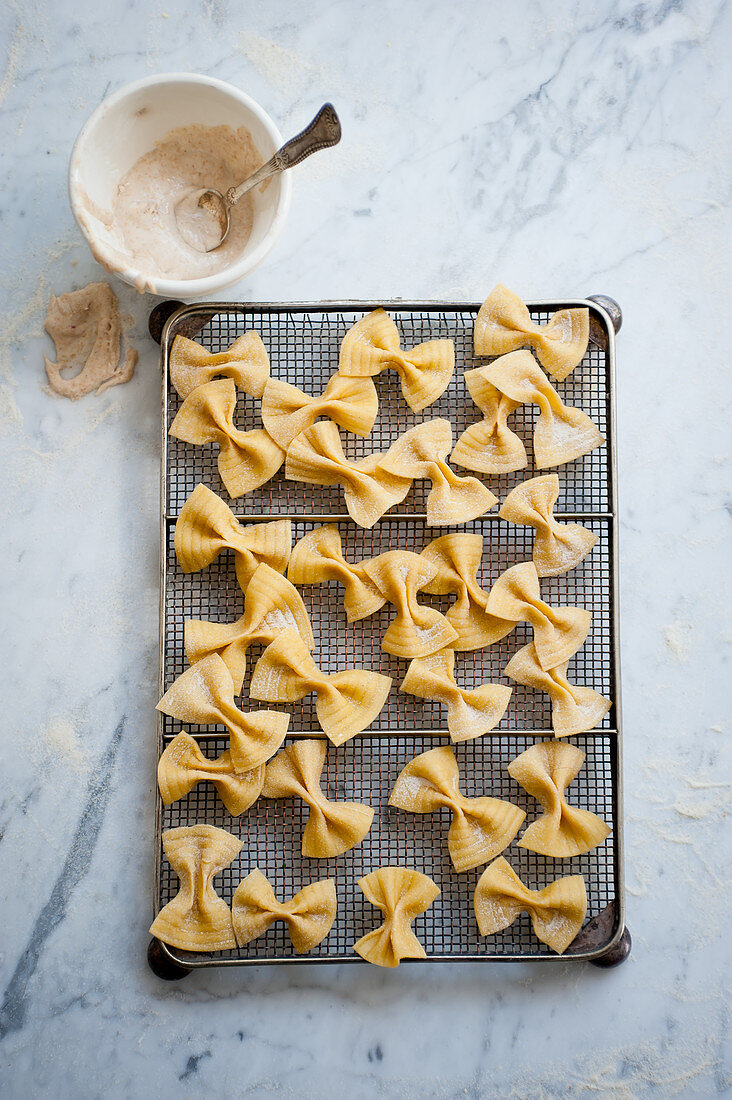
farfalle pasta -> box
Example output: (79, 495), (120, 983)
(174, 484), (291, 590)
(249, 631), (392, 745)
(157, 654), (290, 768)
(286, 524), (385, 622)
(505, 642), (611, 737)
(285, 420), (411, 528)
(262, 373), (378, 449)
(484, 351), (604, 468)
(157, 731), (265, 816)
(362, 550), (458, 657)
(377, 418), (498, 525)
(262, 740), (374, 857)
(474, 284), (590, 382)
(170, 331), (270, 399)
(150, 824), (241, 952)
(169, 378), (285, 497)
(450, 367), (527, 475)
(399, 650), (512, 741)
(486, 562), (591, 670)
(185, 563), (314, 692)
(338, 308), (454, 412)
(354, 867), (439, 967)
(508, 742), (611, 858)
(232, 869), (337, 953)
(499, 474), (597, 576)
(474, 857), (587, 955)
(420, 533), (515, 650)
(389, 747), (524, 871)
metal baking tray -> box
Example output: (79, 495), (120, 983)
(148, 297), (627, 977)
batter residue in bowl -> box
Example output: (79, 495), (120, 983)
(44, 282), (138, 400)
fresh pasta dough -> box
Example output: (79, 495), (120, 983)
(508, 741), (611, 858)
(157, 730), (265, 815)
(499, 474), (597, 576)
(232, 869), (337, 953)
(262, 740), (374, 857)
(286, 524), (385, 622)
(486, 562), (591, 670)
(389, 747), (524, 871)
(261, 373), (378, 449)
(338, 309), (454, 412)
(249, 631), (392, 746)
(150, 824), (241, 952)
(174, 484), (292, 591)
(285, 420), (411, 528)
(450, 367), (527, 475)
(484, 351), (604, 469)
(399, 650), (512, 741)
(157, 653), (290, 768)
(474, 285), (589, 382)
(170, 331), (270, 399)
(377, 418), (498, 525)
(420, 533), (515, 650)
(354, 867), (440, 967)
(505, 642), (611, 737)
(169, 378), (285, 498)
(185, 562), (314, 692)
(474, 857), (587, 954)
(362, 550), (458, 657)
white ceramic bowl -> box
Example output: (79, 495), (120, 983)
(69, 73), (292, 298)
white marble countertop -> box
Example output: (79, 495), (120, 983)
(1, 0), (730, 1096)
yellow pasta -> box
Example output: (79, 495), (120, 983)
(286, 524), (385, 622)
(354, 867), (440, 967)
(262, 373), (378, 449)
(170, 331), (270, 399)
(157, 731), (265, 816)
(232, 869), (337, 953)
(474, 284), (589, 382)
(474, 857), (587, 955)
(389, 746), (524, 871)
(399, 650), (512, 741)
(508, 741), (611, 857)
(362, 550), (458, 657)
(262, 740), (374, 857)
(420, 533), (515, 650)
(150, 824), (242, 952)
(499, 474), (597, 576)
(338, 308), (454, 412)
(450, 367), (527, 475)
(505, 642), (611, 737)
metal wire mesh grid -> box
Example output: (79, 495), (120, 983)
(165, 306), (611, 518)
(159, 733), (616, 964)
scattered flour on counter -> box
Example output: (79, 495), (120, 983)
(0, 7), (26, 108)
(37, 715), (87, 774)
(664, 619), (692, 662)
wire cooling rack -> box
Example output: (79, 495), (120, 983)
(152, 299), (625, 972)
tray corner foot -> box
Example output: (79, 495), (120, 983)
(147, 937), (192, 981)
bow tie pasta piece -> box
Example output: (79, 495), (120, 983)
(338, 309), (455, 412)
(157, 654), (290, 768)
(262, 740), (374, 857)
(285, 421), (412, 528)
(474, 285), (590, 382)
(362, 550), (458, 658)
(157, 731), (265, 816)
(420, 533), (515, 650)
(185, 563), (314, 692)
(474, 857), (587, 954)
(170, 331), (270, 399)
(505, 642), (611, 737)
(169, 378), (285, 498)
(287, 524), (385, 623)
(354, 867), (440, 967)
(377, 419), (498, 525)
(262, 373), (379, 450)
(484, 351), (604, 469)
(400, 650), (511, 742)
(499, 474), (597, 577)
(451, 368), (527, 475)
(249, 631), (392, 746)
(232, 869), (337, 954)
(150, 825), (242, 952)
(508, 742), (611, 858)
(389, 747), (524, 872)
(486, 562), (591, 670)
(174, 484), (292, 590)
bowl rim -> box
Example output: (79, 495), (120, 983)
(68, 72), (293, 298)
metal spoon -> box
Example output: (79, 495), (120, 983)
(175, 103), (342, 253)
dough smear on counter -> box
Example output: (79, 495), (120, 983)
(44, 282), (137, 399)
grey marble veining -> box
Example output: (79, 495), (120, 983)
(0, 0), (730, 1096)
